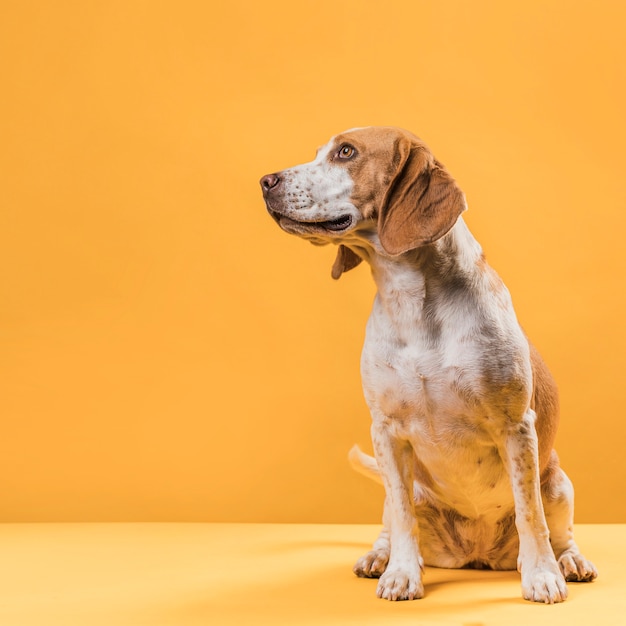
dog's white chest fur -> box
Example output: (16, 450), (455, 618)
(360, 227), (517, 519)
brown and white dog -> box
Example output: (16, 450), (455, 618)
(260, 126), (596, 603)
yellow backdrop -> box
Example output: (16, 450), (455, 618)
(1, 0), (624, 523)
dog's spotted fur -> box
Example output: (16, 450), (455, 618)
(261, 126), (596, 603)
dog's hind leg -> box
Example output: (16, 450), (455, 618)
(541, 452), (598, 582)
(353, 496), (390, 578)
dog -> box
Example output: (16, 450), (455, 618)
(260, 126), (597, 603)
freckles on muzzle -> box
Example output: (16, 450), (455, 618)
(260, 169), (310, 211)
(260, 171), (356, 234)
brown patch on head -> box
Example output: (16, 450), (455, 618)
(331, 127), (467, 256)
(328, 128), (407, 279)
(328, 127), (414, 220)
(328, 126), (467, 276)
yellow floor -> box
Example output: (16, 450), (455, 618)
(0, 523), (622, 626)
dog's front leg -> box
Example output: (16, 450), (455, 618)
(502, 409), (568, 603)
(371, 418), (424, 601)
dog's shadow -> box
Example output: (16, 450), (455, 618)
(163, 539), (528, 625)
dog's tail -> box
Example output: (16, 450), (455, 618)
(348, 444), (383, 485)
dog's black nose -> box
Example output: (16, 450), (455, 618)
(260, 173), (281, 193)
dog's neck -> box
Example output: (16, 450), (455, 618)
(348, 218), (486, 331)
(367, 217), (482, 294)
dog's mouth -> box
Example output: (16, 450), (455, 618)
(270, 210), (354, 233)
(317, 214), (354, 231)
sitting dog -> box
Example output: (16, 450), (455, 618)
(260, 126), (597, 603)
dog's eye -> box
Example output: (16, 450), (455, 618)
(338, 145), (356, 160)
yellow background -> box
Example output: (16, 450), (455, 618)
(1, 0), (624, 523)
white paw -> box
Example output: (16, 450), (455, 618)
(522, 567), (568, 604)
(558, 552), (598, 582)
(376, 567), (424, 601)
(353, 548), (389, 578)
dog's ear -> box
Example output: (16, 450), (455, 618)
(331, 245), (362, 280)
(378, 139), (466, 256)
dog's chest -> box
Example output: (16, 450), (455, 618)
(362, 326), (514, 515)
(362, 338), (494, 467)
(361, 290), (486, 437)
(360, 284), (515, 511)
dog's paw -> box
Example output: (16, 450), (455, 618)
(353, 548), (390, 578)
(376, 567), (424, 601)
(521, 566), (568, 604)
(558, 551), (598, 582)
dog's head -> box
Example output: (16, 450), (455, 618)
(260, 127), (466, 278)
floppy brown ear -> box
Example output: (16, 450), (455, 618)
(331, 245), (362, 280)
(378, 142), (466, 255)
